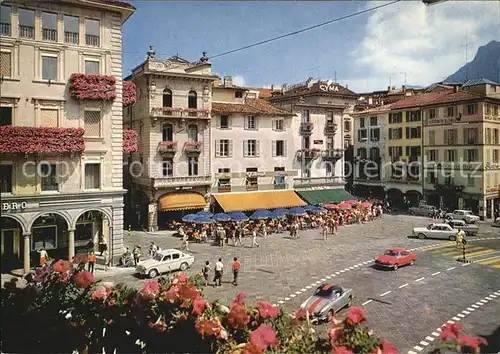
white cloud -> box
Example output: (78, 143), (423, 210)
(232, 75), (246, 86)
(346, 1), (499, 92)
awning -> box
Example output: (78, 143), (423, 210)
(159, 192), (206, 211)
(213, 190), (307, 212)
(296, 188), (356, 205)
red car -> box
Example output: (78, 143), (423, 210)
(375, 248), (417, 270)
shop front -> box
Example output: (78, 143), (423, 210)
(212, 190), (307, 213)
(157, 192), (207, 230)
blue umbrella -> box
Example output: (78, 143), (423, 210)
(271, 208), (288, 218)
(182, 214), (198, 222)
(213, 213), (231, 222)
(250, 209), (272, 220)
(228, 211), (249, 222)
(197, 211), (213, 218)
(288, 207), (306, 216)
(304, 205), (317, 211)
(311, 206), (327, 213)
(192, 215), (213, 224)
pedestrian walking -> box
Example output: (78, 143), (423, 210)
(252, 228), (260, 248)
(88, 251), (96, 273)
(202, 261), (212, 286)
(181, 232), (189, 251)
(322, 221), (328, 241)
(236, 227), (244, 247)
(102, 248), (109, 271)
(232, 257), (240, 286)
(214, 258), (224, 287)
(133, 245), (141, 265)
(149, 242), (158, 258)
(38, 247), (49, 267)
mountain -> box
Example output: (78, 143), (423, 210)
(444, 40), (500, 83)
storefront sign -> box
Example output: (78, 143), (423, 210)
(2, 202), (27, 211)
(247, 172), (266, 178)
(319, 84), (340, 92)
(313, 140), (323, 144)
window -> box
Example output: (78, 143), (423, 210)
(406, 146), (421, 157)
(219, 115), (229, 129)
(162, 89), (172, 108)
(446, 106), (455, 117)
(388, 146), (403, 158)
(428, 171), (436, 184)
(85, 60), (100, 75)
(40, 164), (58, 191)
(388, 127), (403, 140)
(406, 111), (421, 122)
(359, 117), (365, 128)
(273, 140), (286, 157)
(494, 105), (499, 116)
(463, 127), (478, 144)
(428, 150), (438, 161)
(244, 140), (259, 157)
(162, 158), (173, 177)
(42, 55), (57, 81)
(245, 116), (256, 130)
(0, 165), (12, 193)
(463, 149), (478, 162)
(494, 150), (500, 163)
(370, 128), (380, 141)
(429, 130), (435, 145)
(467, 175), (475, 187)
(64, 15), (79, 44)
(0, 107), (12, 125)
(493, 129), (499, 145)
(443, 129), (457, 145)
(357, 147), (367, 158)
(485, 128), (492, 144)
(0, 51), (11, 77)
(370, 116), (377, 126)
(235, 90), (243, 98)
(84, 110), (101, 137)
(369, 147), (380, 160)
(40, 108), (59, 127)
(405, 126), (421, 139)
(188, 90), (197, 109)
(326, 161), (333, 176)
(0, 5), (11, 36)
(187, 124), (198, 142)
(85, 19), (100, 46)
(326, 112), (334, 123)
(162, 123), (173, 141)
(188, 157), (198, 176)
(466, 103), (477, 115)
(302, 109), (310, 123)
(84, 164), (100, 189)
(357, 129), (367, 141)
(246, 167), (258, 189)
(18, 8), (34, 39)
(215, 139), (232, 157)
(344, 120), (351, 132)
(445, 149), (456, 162)
(273, 119), (284, 131)
(274, 167), (286, 186)
(42, 12), (57, 41)
(388, 112), (403, 124)
(429, 109), (436, 119)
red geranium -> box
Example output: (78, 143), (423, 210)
(192, 298), (209, 316)
(227, 303), (249, 329)
(195, 318), (221, 339)
(346, 306), (365, 325)
(329, 327), (343, 344)
(232, 292), (246, 306)
(123, 129), (138, 153)
(248, 324), (280, 352)
(178, 282), (200, 302)
(140, 279), (160, 299)
(440, 322), (463, 341)
(91, 285), (112, 300)
(333, 346), (354, 354)
(122, 80), (137, 106)
(458, 334), (487, 350)
(52, 260), (70, 273)
(256, 301), (278, 319)
(73, 271), (93, 289)
(69, 73), (116, 101)
(379, 339), (398, 354)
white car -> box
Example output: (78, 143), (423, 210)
(136, 249), (195, 278)
(412, 223), (459, 240)
(445, 210), (480, 224)
(493, 217), (500, 228)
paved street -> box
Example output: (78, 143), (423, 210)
(94, 215), (500, 353)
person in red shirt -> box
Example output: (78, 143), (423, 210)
(232, 257), (241, 286)
(88, 252), (96, 273)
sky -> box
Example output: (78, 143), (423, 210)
(122, 1), (500, 93)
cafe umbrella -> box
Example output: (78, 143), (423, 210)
(196, 211), (213, 218)
(213, 213), (231, 222)
(250, 209), (272, 220)
(288, 207), (306, 216)
(192, 215), (213, 224)
(182, 214), (198, 222)
(228, 211), (249, 222)
(271, 208), (288, 218)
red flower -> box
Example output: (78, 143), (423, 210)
(123, 129), (138, 153)
(73, 270), (93, 288)
(440, 322), (463, 341)
(178, 282), (200, 302)
(72, 253), (88, 265)
(329, 327), (343, 344)
(195, 318), (221, 338)
(91, 285), (112, 300)
(256, 301), (278, 319)
(53, 260), (71, 273)
(232, 292), (246, 306)
(243, 342), (265, 354)
(175, 272), (188, 283)
(380, 339), (398, 354)
(140, 279), (160, 299)
(346, 307), (365, 325)
(123, 80), (137, 106)
(458, 334), (487, 350)
(161, 286), (179, 303)
(192, 298), (209, 316)
(248, 324), (280, 352)
(333, 346), (354, 354)
(295, 307), (307, 320)
(227, 303), (249, 329)
(69, 73), (116, 101)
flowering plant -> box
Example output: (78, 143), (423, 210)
(0, 126), (85, 154)
(69, 73), (116, 101)
(184, 141), (202, 149)
(300, 122), (314, 127)
(123, 80), (137, 106)
(429, 323), (487, 354)
(123, 128), (138, 153)
(184, 108), (209, 113)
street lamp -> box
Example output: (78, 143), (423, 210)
(422, 0), (449, 5)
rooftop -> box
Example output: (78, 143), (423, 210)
(86, 0), (135, 10)
(212, 98), (293, 116)
(269, 79), (358, 100)
(389, 89), (482, 109)
(463, 77), (500, 87)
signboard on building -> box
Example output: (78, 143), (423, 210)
(2, 202), (27, 211)
(247, 172), (266, 178)
(319, 84), (340, 92)
(313, 140), (323, 145)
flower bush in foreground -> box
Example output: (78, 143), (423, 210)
(0, 263), (487, 354)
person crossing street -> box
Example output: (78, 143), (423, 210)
(252, 227), (260, 248)
(202, 261), (212, 286)
(232, 257), (240, 286)
(213, 258), (224, 287)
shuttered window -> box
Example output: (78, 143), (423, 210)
(40, 108), (58, 127)
(0, 51), (11, 77)
(84, 110), (101, 137)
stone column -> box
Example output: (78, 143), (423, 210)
(68, 229), (75, 261)
(148, 202), (157, 232)
(23, 232), (31, 275)
(479, 197), (486, 221)
(490, 198), (495, 220)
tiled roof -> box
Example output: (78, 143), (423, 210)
(389, 89), (481, 109)
(212, 99), (292, 116)
(353, 104), (394, 115)
(463, 78), (499, 87)
(270, 81), (358, 100)
(88, 0), (135, 10)
(259, 88), (273, 98)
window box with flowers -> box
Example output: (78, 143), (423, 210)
(123, 129), (138, 153)
(324, 122), (338, 135)
(0, 126), (85, 154)
(296, 148), (320, 161)
(299, 122), (314, 135)
(158, 141), (177, 156)
(69, 73), (116, 101)
(183, 108), (210, 118)
(184, 141), (202, 154)
(122, 80), (137, 107)
(151, 107), (183, 117)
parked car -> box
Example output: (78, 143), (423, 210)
(136, 249), (195, 278)
(412, 223), (459, 240)
(445, 210), (480, 224)
(446, 219), (479, 236)
(409, 204), (437, 217)
(299, 284), (353, 322)
(374, 248), (417, 270)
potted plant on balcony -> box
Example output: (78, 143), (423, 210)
(122, 81), (137, 107)
(69, 73), (116, 101)
(183, 108), (209, 118)
(184, 141), (202, 153)
(158, 141), (177, 154)
(123, 129), (138, 153)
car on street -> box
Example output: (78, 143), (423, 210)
(412, 223), (459, 240)
(445, 210), (480, 224)
(446, 219), (479, 236)
(375, 248), (417, 270)
(409, 204), (437, 217)
(299, 284), (353, 322)
(135, 249), (195, 278)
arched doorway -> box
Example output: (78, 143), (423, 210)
(386, 188), (406, 210)
(1, 217), (24, 272)
(30, 213), (69, 265)
(406, 190), (422, 207)
(74, 210), (111, 255)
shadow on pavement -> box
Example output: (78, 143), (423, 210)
(479, 325), (500, 353)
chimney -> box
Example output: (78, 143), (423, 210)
(224, 76), (233, 88)
(402, 85), (406, 92)
(214, 77), (221, 86)
(454, 85), (459, 93)
(271, 84), (274, 91)
(346, 84), (348, 89)
(388, 86), (391, 91)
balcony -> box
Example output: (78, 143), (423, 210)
(324, 122), (338, 136)
(183, 141), (202, 155)
(86, 34), (100, 47)
(152, 175), (212, 188)
(299, 122), (314, 135)
(293, 177), (345, 188)
(296, 148), (320, 161)
(387, 177), (421, 185)
(1, 23), (11, 36)
(42, 28), (57, 41)
(64, 31), (79, 44)
(158, 141), (177, 156)
(322, 148), (344, 161)
(150, 107), (210, 119)
(19, 25), (34, 39)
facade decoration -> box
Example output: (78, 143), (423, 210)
(122, 80), (137, 106)
(69, 73), (117, 101)
(123, 129), (138, 153)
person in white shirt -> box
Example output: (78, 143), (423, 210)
(213, 258), (224, 286)
(252, 228), (260, 248)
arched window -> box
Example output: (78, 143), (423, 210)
(187, 124), (198, 142)
(162, 123), (173, 141)
(188, 90), (197, 109)
(163, 89), (172, 108)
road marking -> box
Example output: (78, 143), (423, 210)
(353, 265), (359, 267)
(380, 291), (391, 297)
(426, 336), (435, 342)
(278, 300), (285, 304)
(284, 297), (290, 301)
(466, 307), (475, 311)
(457, 313), (466, 318)
(290, 294), (296, 298)
(272, 304), (277, 307)
(486, 296), (494, 300)
(399, 283), (409, 289)
(431, 332), (440, 336)
(340, 270), (345, 273)
(462, 263), (471, 266)
(447, 320), (455, 324)
(446, 267), (456, 271)
(468, 251), (500, 259)
(419, 341), (429, 346)
(462, 310), (470, 315)
(326, 276), (332, 279)
(415, 277), (425, 282)
(477, 256), (500, 265)
(431, 271), (441, 276)
(490, 294), (497, 298)
(472, 304), (480, 308)
(408, 351), (418, 354)
(300, 288), (307, 292)
(336, 272), (341, 275)
(362, 299), (373, 306)
(436, 328), (442, 332)
(413, 345), (423, 351)
(330, 274), (336, 277)
(321, 278), (326, 281)
(305, 285), (312, 289)
(480, 299), (488, 303)
(464, 249), (498, 258)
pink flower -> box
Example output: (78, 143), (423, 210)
(440, 322), (463, 341)
(53, 260), (70, 273)
(192, 298), (209, 316)
(91, 285), (112, 300)
(232, 292), (246, 306)
(256, 301), (279, 319)
(73, 270), (93, 288)
(227, 303), (249, 329)
(195, 318), (221, 339)
(161, 286), (179, 303)
(346, 306), (365, 325)
(178, 282), (200, 302)
(458, 334), (487, 350)
(333, 346), (354, 354)
(329, 327), (343, 344)
(248, 324), (280, 352)
(380, 339), (398, 354)
(140, 279), (160, 299)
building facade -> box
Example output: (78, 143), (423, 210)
(124, 50), (217, 231)
(0, 0), (134, 273)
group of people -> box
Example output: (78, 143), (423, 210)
(202, 257), (241, 287)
